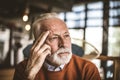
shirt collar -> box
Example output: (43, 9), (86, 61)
(44, 62), (65, 71)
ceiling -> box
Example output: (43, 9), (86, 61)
(0, 0), (75, 18)
(0, 0), (75, 28)
(0, 0), (100, 28)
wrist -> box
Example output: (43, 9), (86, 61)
(24, 69), (36, 80)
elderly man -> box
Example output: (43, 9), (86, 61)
(13, 13), (101, 80)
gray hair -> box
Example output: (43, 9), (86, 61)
(32, 13), (60, 39)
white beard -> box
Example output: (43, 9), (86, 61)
(46, 48), (72, 66)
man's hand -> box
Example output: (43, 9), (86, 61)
(25, 31), (51, 80)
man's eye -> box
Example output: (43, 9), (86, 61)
(65, 34), (70, 38)
(49, 37), (58, 41)
(52, 37), (58, 39)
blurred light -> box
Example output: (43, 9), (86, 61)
(25, 24), (31, 31)
(23, 14), (28, 22)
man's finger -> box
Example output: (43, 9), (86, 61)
(39, 44), (51, 53)
(32, 31), (49, 50)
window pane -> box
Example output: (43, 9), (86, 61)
(110, 1), (120, 8)
(66, 20), (85, 28)
(58, 13), (65, 20)
(109, 9), (120, 17)
(72, 5), (85, 12)
(66, 20), (76, 28)
(85, 27), (102, 53)
(79, 20), (85, 27)
(66, 12), (78, 20)
(87, 10), (103, 18)
(108, 27), (120, 56)
(73, 20), (85, 27)
(76, 12), (85, 20)
(69, 29), (84, 40)
(0, 29), (10, 63)
(109, 18), (120, 26)
(69, 29), (84, 47)
(87, 19), (103, 27)
(87, 1), (103, 9)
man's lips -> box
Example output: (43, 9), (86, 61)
(58, 52), (69, 57)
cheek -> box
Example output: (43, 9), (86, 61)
(46, 42), (59, 53)
(51, 45), (59, 54)
(65, 40), (71, 48)
(66, 41), (72, 52)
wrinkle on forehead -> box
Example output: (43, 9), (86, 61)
(35, 18), (68, 38)
(41, 18), (66, 26)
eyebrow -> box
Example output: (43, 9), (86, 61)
(52, 32), (69, 36)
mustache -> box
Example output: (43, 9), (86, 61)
(55, 48), (71, 55)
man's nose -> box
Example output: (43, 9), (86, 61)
(58, 37), (65, 47)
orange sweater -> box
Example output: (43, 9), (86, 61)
(13, 55), (101, 80)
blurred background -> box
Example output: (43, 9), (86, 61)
(0, 0), (120, 80)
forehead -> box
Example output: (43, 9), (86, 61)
(40, 18), (69, 34)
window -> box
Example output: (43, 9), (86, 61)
(58, 1), (120, 79)
(108, 1), (120, 56)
